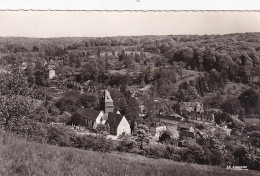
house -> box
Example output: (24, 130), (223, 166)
(180, 102), (203, 113)
(181, 110), (215, 123)
(229, 114), (245, 129)
(177, 123), (196, 143)
(228, 135), (250, 146)
(178, 131), (196, 147)
(149, 122), (167, 138)
(196, 131), (205, 138)
(49, 69), (55, 79)
(179, 131), (195, 140)
(178, 123), (195, 132)
(21, 62), (28, 70)
(248, 74), (260, 83)
(156, 113), (184, 126)
(69, 108), (105, 130)
(159, 113), (185, 122)
(105, 112), (131, 136)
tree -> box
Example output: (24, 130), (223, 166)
(24, 63), (35, 86)
(159, 130), (172, 144)
(132, 123), (150, 149)
(182, 143), (208, 164)
(76, 93), (99, 110)
(0, 66), (39, 98)
(248, 131), (260, 148)
(125, 91), (140, 124)
(110, 89), (128, 114)
(0, 95), (36, 130)
(221, 97), (241, 115)
(233, 146), (248, 166)
(238, 89), (260, 115)
(96, 124), (109, 135)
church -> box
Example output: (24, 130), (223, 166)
(70, 89), (131, 136)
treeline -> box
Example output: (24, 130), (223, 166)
(1, 33), (260, 82)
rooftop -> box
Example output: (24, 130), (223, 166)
(106, 112), (124, 128)
(76, 108), (102, 120)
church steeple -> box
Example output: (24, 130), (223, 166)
(100, 89), (114, 114)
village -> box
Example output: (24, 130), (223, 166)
(38, 53), (255, 148)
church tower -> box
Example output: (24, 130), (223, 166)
(100, 89), (114, 114)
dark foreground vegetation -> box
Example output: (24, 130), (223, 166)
(0, 131), (258, 176)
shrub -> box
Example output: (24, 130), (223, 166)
(46, 125), (74, 147)
(117, 136), (136, 152)
(144, 144), (167, 159)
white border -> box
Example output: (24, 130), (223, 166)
(0, 0), (259, 10)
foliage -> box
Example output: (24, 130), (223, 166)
(95, 124), (110, 135)
(76, 93), (99, 110)
(221, 97), (241, 115)
(159, 130), (172, 144)
(132, 123), (150, 149)
(239, 89), (260, 115)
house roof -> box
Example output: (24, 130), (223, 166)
(76, 108), (101, 120)
(150, 127), (156, 135)
(196, 131), (204, 136)
(179, 131), (195, 138)
(204, 113), (214, 120)
(178, 124), (190, 129)
(181, 102), (201, 107)
(105, 112), (124, 128)
(189, 111), (199, 117)
(229, 135), (249, 142)
(48, 64), (55, 70)
(157, 113), (184, 121)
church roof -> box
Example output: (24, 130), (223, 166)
(76, 108), (101, 120)
(101, 89), (113, 103)
(105, 112), (124, 128)
(181, 102), (201, 107)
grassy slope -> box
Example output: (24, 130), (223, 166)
(0, 134), (259, 176)
(223, 82), (251, 97)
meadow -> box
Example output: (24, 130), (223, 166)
(0, 132), (259, 176)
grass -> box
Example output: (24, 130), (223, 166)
(0, 133), (259, 176)
(244, 118), (260, 125)
(223, 82), (250, 96)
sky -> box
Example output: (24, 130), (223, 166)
(0, 11), (259, 38)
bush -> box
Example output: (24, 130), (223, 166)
(144, 144), (167, 159)
(46, 125), (74, 147)
(81, 135), (115, 152)
(117, 136), (136, 152)
(181, 144), (208, 164)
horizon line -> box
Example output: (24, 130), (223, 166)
(1, 32), (259, 39)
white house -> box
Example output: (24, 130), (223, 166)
(49, 69), (56, 79)
(106, 112), (131, 136)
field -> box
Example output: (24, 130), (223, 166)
(0, 133), (259, 176)
(223, 82), (251, 96)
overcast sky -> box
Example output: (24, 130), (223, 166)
(0, 11), (259, 38)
